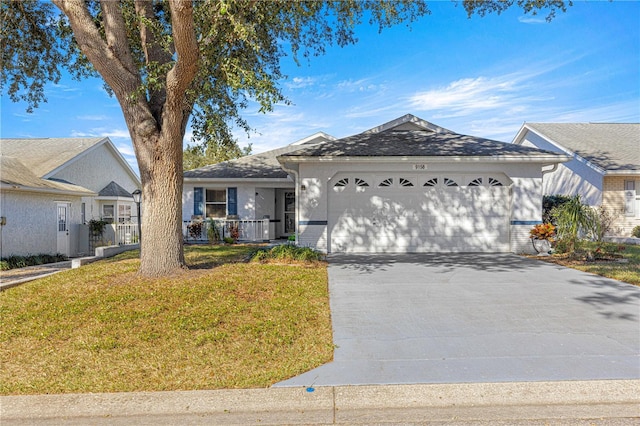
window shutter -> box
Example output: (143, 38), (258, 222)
(624, 180), (636, 216)
(194, 187), (203, 216)
(228, 187), (238, 216)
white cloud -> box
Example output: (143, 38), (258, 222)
(408, 76), (520, 113)
(337, 78), (386, 93)
(285, 76), (317, 90)
(70, 127), (130, 139)
(76, 114), (109, 121)
(518, 15), (547, 24)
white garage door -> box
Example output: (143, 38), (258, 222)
(328, 173), (511, 253)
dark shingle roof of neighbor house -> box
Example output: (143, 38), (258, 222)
(183, 132), (335, 179)
(524, 123), (640, 171)
(0, 137), (107, 177)
(98, 181), (133, 197)
(281, 129), (564, 159)
(184, 144), (303, 179)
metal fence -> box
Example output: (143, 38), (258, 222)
(183, 219), (270, 243)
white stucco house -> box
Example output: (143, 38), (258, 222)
(183, 114), (569, 254)
(0, 137), (141, 258)
(512, 123), (640, 237)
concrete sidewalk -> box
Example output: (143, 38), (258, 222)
(2, 380), (638, 425)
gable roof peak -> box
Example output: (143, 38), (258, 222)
(363, 114), (455, 135)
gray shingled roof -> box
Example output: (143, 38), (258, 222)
(281, 130), (564, 159)
(184, 143), (309, 179)
(524, 123), (640, 171)
(0, 155), (95, 195)
(98, 181), (133, 197)
(0, 137), (107, 177)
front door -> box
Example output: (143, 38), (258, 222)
(56, 203), (71, 256)
(284, 191), (295, 234)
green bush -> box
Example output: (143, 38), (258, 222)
(251, 244), (325, 262)
(632, 226), (640, 238)
(543, 194), (572, 224)
(0, 253), (68, 270)
(551, 195), (597, 254)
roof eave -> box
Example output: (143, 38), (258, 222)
(604, 170), (640, 176)
(277, 154), (571, 164)
(1, 183), (97, 197)
(183, 177), (294, 183)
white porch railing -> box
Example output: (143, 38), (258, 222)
(115, 223), (140, 245)
(183, 219), (270, 243)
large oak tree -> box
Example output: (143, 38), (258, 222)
(1, 0), (569, 276)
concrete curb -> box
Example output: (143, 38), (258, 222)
(2, 380), (638, 425)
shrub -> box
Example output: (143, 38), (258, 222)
(251, 245), (325, 263)
(551, 195), (596, 254)
(529, 223), (555, 241)
(632, 226), (640, 239)
(187, 221), (203, 239)
(543, 194), (572, 224)
(207, 219), (221, 243)
(223, 236), (235, 244)
(0, 253), (67, 270)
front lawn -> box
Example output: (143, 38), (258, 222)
(0, 245), (333, 395)
(533, 243), (640, 286)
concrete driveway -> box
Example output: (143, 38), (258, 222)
(276, 254), (640, 387)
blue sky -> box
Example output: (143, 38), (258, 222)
(1, 1), (639, 173)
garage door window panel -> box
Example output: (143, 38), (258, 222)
(378, 178), (394, 188)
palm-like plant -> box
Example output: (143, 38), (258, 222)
(551, 195), (597, 253)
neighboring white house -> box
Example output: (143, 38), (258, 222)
(512, 123), (640, 237)
(0, 137), (141, 257)
(183, 114), (569, 254)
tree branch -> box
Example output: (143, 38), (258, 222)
(163, 0), (199, 140)
(134, 0), (172, 118)
(101, 0), (138, 76)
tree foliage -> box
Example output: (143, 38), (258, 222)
(183, 139), (252, 171)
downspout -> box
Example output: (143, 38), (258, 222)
(280, 163), (299, 246)
(541, 163), (559, 177)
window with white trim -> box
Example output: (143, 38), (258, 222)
(206, 189), (227, 218)
(102, 204), (114, 223)
(467, 177), (483, 187)
(444, 178), (458, 187)
(118, 204), (132, 223)
(624, 180), (636, 217)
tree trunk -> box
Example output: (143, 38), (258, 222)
(136, 131), (186, 277)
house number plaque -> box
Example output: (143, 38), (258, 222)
(413, 164), (427, 170)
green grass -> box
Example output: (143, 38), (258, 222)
(544, 243), (640, 286)
(0, 245), (333, 395)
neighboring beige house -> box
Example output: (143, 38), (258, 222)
(0, 137), (141, 257)
(512, 123), (640, 237)
(183, 114), (569, 254)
